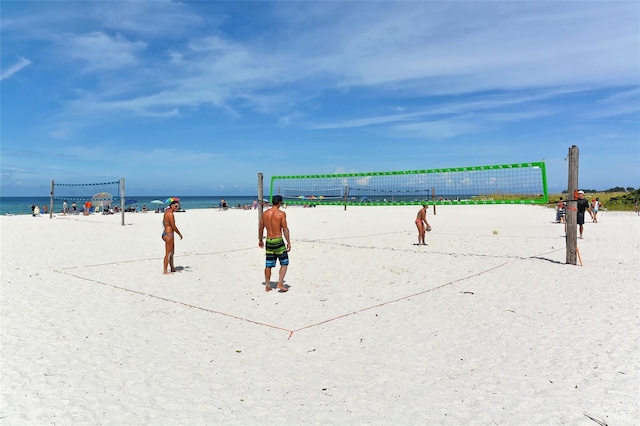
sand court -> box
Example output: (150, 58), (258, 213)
(2, 204), (638, 424)
(50, 205), (568, 338)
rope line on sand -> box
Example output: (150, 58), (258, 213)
(299, 234), (564, 261)
(57, 247), (256, 270)
(287, 246), (568, 339)
(53, 246), (568, 339)
(53, 269), (293, 334)
(288, 261), (511, 338)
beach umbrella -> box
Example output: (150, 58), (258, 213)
(125, 199), (137, 205)
(150, 200), (164, 209)
(91, 192), (113, 208)
(165, 197), (180, 203)
(150, 200), (164, 211)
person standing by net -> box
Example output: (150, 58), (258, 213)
(259, 195), (291, 292)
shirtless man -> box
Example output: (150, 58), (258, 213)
(162, 200), (183, 274)
(258, 195), (291, 292)
(414, 203), (431, 245)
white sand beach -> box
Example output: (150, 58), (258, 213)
(1, 204), (638, 425)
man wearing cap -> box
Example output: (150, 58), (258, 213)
(576, 190), (593, 239)
(258, 195), (291, 292)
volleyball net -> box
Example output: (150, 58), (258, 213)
(50, 178), (126, 224)
(270, 162), (547, 206)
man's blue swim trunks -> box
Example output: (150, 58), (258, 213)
(265, 237), (289, 268)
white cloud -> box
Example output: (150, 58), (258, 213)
(0, 57), (31, 80)
(62, 32), (146, 71)
(294, 2), (640, 92)
(21, 2), (639, 126)
(93, 0), (205, 36)
(392, 118), (479, 140)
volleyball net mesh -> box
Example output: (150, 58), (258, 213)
(52, 179), (122, 212)
(270, 162), (547, 206)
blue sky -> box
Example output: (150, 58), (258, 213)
(1, 1), (639, 196)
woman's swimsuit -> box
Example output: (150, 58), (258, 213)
(162, 220), (173, 239)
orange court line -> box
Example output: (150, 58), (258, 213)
(57, 246), (256, 270)
(53, 269), (294, 335)
(53, 246), (566, 339)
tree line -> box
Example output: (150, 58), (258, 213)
(562, 186), (636, 194)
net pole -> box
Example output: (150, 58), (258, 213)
(49, 180), (54, 219)
(566, 145), (579, 265)
(344, 185), (348, 211)
(540, 161), (549, 204)
(258, 173), (264, 224)
(432, 186), (436, 215)
(120, 178), (125, 226)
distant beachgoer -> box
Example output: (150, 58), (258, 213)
(33, 205), (40, 216)
(162, 200), (183, 274)
(31, 204), (36, 217)
(142, 204), (148, 213)
(71, 202), (77, 213)
(63, 200), (68, 215)
(576, 190), (593, 239)
(252, 199), (258, 210)
(556, 197), (566, 223)
(258, 195), (290, 292)
(42, 205), (48, 214)
(591, 197), (602, 223)
(414, 204), (431, 245)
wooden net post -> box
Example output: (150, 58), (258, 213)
(120, 178), (125, 226)
(344, 185), (349, 211)
(49, 180), (54, 219)
(432, 186), (436, 215)
(566, 145), (579, 265)
(258, 173), (264, 223)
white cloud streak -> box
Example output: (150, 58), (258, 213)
(10, 1), (635, 126)
(62, 32), (147, 71)
(0, 57), (31, 80)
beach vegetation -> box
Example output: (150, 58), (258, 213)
(549, 188), (640, 211)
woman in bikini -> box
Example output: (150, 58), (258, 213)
(415, 204), (431, 245)
(162, 200), (183, 274)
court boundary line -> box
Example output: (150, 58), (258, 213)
(53, 269), (294, 335)
(53, 246), (566, 339)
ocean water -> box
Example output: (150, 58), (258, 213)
(0, 196), (262, 216)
